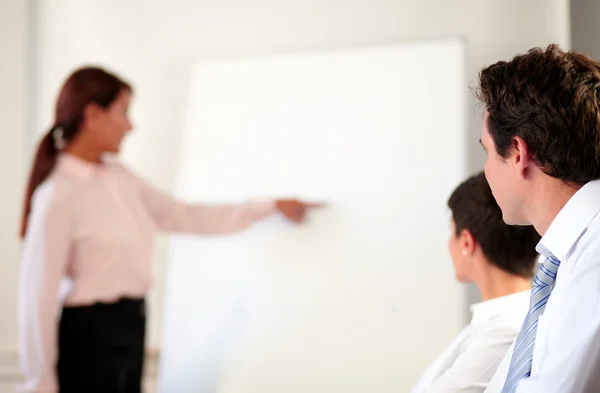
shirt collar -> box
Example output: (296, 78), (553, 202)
(470, 290), (531, 326)
(56, 153), (104, 181)
(536, 179), (600, 261)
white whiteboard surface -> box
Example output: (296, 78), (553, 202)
(159, 39), (467, 393)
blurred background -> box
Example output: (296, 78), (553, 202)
(0, 0), (597, 391)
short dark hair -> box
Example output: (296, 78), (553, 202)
(448, 172), (540, 277)
(476, 44), (600, 184)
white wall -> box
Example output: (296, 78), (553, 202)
(570, 0), (600, 59)
(0, 0), (30, 354)
(26, 0), (571, 351)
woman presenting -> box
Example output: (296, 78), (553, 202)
(17, 66), (321, 393)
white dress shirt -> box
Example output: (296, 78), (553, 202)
(17, 153), (277, 393)
(484, 179), (600, 393)
(410, 290), (530, 393)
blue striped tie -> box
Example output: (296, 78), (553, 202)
(500, 254), (561, 393)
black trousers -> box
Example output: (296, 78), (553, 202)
(57, 298), (146, 393)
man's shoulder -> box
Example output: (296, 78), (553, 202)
(570, 214), (600, 266)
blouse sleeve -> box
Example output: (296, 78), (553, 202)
(118, 163), (278, 234)
(17, 181), (73, 393)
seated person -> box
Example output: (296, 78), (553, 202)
(410, 172), (540, 393)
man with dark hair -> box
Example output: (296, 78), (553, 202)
(411, 172), (539, 393)
(476, 44), (600, 393)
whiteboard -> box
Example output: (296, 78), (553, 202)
(159, 39), (467, 393)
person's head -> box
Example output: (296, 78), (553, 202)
(20, 66), (133, 238)
(476, 44), (600, 225)
(447, 172), (540, 283)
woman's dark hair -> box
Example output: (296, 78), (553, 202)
(20, 66), (131, 238)
(448, 172), (541, 278)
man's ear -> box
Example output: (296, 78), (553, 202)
(510, 136), (533, 179)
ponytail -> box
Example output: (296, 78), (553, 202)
(20, 127), (61, 238)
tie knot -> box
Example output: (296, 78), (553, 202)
(534, 254), (561, 287)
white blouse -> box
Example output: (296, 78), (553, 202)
(410, 290), (531, 393)
(17, 153), (277, 393)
